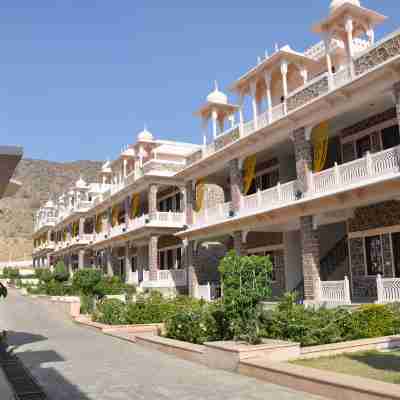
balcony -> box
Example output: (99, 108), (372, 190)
(187, 145), (400, 231)
(33, 241), (55, 254)
(92, 212), (186, 245)
(186, 29), (400, 166)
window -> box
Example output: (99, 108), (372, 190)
(159, 192), (180, 212)
(382, 125), (400, 150)
(365, 235), (383, 276)
(131, 256), (137, 272)
(167, 249), (174, 269)
(159, 252), (166, 270)
(248, 168), (279, 195)
(356, 135), (371, 158)
(175, 193), (181, 212)
(176, 248), (182, 269)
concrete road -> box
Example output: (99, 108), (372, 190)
(0, 290), (325, 400)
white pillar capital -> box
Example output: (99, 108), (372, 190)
(280, 59), (288, 76)
(345, 16), (353, 33)
(300, 68), (308, 84)
(263, 71), (272, 87)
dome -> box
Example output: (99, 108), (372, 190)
(137, 126), (154, 141)
(75, 176), (87, 189)
(330, 0), (361, 13)
(207, 81), (228, 105)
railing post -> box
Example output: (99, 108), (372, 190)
(376, 274), (383, 304)
(168, 210), (172, 222)
(366, 151), (373, 176)
(257, 189), (262, 208)
(334, 162), (341, 186)
(277, 182), (282, 201)
(315, 276), (322, 302)
(344, 275), (351, 304)
(219, 203), (224, 219)
(307, 169), (315, 194)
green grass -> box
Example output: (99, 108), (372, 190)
(292, 350), (400, 385)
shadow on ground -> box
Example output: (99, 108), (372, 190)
(348, 350), (400, 373)
(3, 332), (94, 400)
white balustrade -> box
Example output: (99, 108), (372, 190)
(311, 146), (400, 196)
(194, 202), (231, 227)
(332, 66), (351, 88)
(157, 269), (187, 285)
(271, 103), (285, 122)
(376, 275), (400, 304)
(154, 212), (184, 225)
(317, 276), (351, 304)
(196, 282), (222, 301)
(242, 120), (255, 137)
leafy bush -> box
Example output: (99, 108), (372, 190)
(93, 276), (126, 297)
(40, 269), (54, 284)
(53, 261), (69, 282)
(219, 251), (272, 343)
(258, 294), (400, 347)
(92, 299), (127, 325)
(80, 294), (95, 315)
(72, 269), (102, 295)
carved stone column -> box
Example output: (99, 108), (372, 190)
(149, 235), (159, 281)
(229, 158), (243, 214)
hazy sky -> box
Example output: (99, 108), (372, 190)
(0, 0), (397, 162)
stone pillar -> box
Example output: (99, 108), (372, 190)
(149, 235), (159, 281)
(79, 218), (85, 237)
(184, 239), (197, 297)
(125, 243), (131, 283)
(148, 184), (158, 218)
(185, 181), (194, 226)
(47, 254), (51, 269)
(300, 216), (320, 301)
(229, 158), (243, 214)
(78, 249), (85, 270)
(292, 127), (313, 195)
(106, 248), (113, 276)
(233, 231), (244, 256)
(394, 82), (400, 133)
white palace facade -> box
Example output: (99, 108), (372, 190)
(33, 0), (400, 303)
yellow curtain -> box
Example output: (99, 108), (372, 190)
(111, 206), (119, 227)
(312, 121), (329, 172)
(194, 179), (205, 212)
(95, 215), (102, 234)
(130, 194), (140, 218)
(243, 155), (257, 195)
(72, 221), (79, 237)
(63, 229), (67, 241)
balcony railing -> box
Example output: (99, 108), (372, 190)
(193, 202), (232, 228)
(310, 146), (400, 196)
(157, 269), (187, 286)
(92, 212), (185, 244)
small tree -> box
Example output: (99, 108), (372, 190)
(219, 250), (272, 343)
(72, 269), (102, 295)
(40, 269), (53, 284)
(53, 261), (69, 283)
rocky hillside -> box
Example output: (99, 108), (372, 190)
(0, 159), (103, 262)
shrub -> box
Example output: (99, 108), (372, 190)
(219, 251), (272, 343)
(44, 280), (66, 296)
(80, 294), (95, 315)
(40, 269), (54, 284)
(92, 299), (127, 325)
(53, 261), (69, 283)
(93, 276), (126, 297)
(72, 269), (102, 295)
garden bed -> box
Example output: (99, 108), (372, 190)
(292, 349), (400, 385)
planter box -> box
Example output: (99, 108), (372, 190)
(203, 340), (300, 371)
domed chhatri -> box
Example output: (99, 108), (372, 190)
(330, 0), (361, 13)
(75, 176), (87, 189)
(137, 126), (154, 141)
(207, 81), (228, 105)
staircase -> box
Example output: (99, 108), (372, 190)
(293, 235), (349, 302)
(320, 235), (349, 281)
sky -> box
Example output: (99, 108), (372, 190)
(0, 0), (398, 162)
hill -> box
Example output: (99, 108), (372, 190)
(0, 159), (102, 262)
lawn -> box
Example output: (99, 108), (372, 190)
(292, 350), (400, 385)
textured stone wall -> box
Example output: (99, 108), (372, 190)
(229, 159), (243, 213)
(214, 127), (240, 151)
(287, 76), (329, 112)
(271, 250), (285, 297)
(186, 150), (202, 166)
(148, 235), (158, 281)
(382, 233), (395, 278)
(395, 82), (400, 131)
(148, 184), (158, 216)
(232, 231), (244, 256)
(185, 181), (194, 225)
(142, 160), (183, 174)
(300, 216), (320, 300)
(293, 127), (312, 195)
(354, 32), (400, 76)
(245, 232), (283, 249)
(348, 201), (400, 232)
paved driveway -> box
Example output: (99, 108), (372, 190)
(0, 290), (325, 400)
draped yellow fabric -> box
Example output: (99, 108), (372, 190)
(72, 222), (79, 237)
(63, 230), (67, 241)
(243, 155), (257, 195)
(111, 206), (119, 227)
(312, 121), (329, 172)
(95, 214), (103, 234)
(130, 194), (140, 218)
(194, 179), (205, 212)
